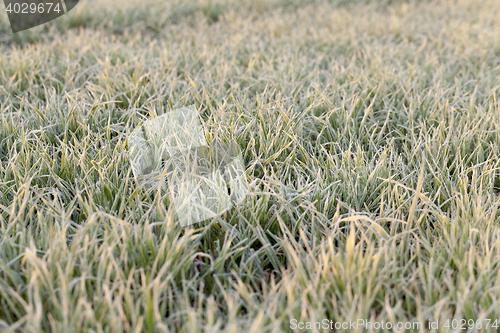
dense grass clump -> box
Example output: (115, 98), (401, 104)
(1, 0), (500, 331)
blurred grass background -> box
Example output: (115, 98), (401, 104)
(1, 0), (500, 332)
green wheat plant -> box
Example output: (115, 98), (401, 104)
(1, 0), (500, 331)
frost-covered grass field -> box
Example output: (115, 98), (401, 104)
(1, 0), (500, 332)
